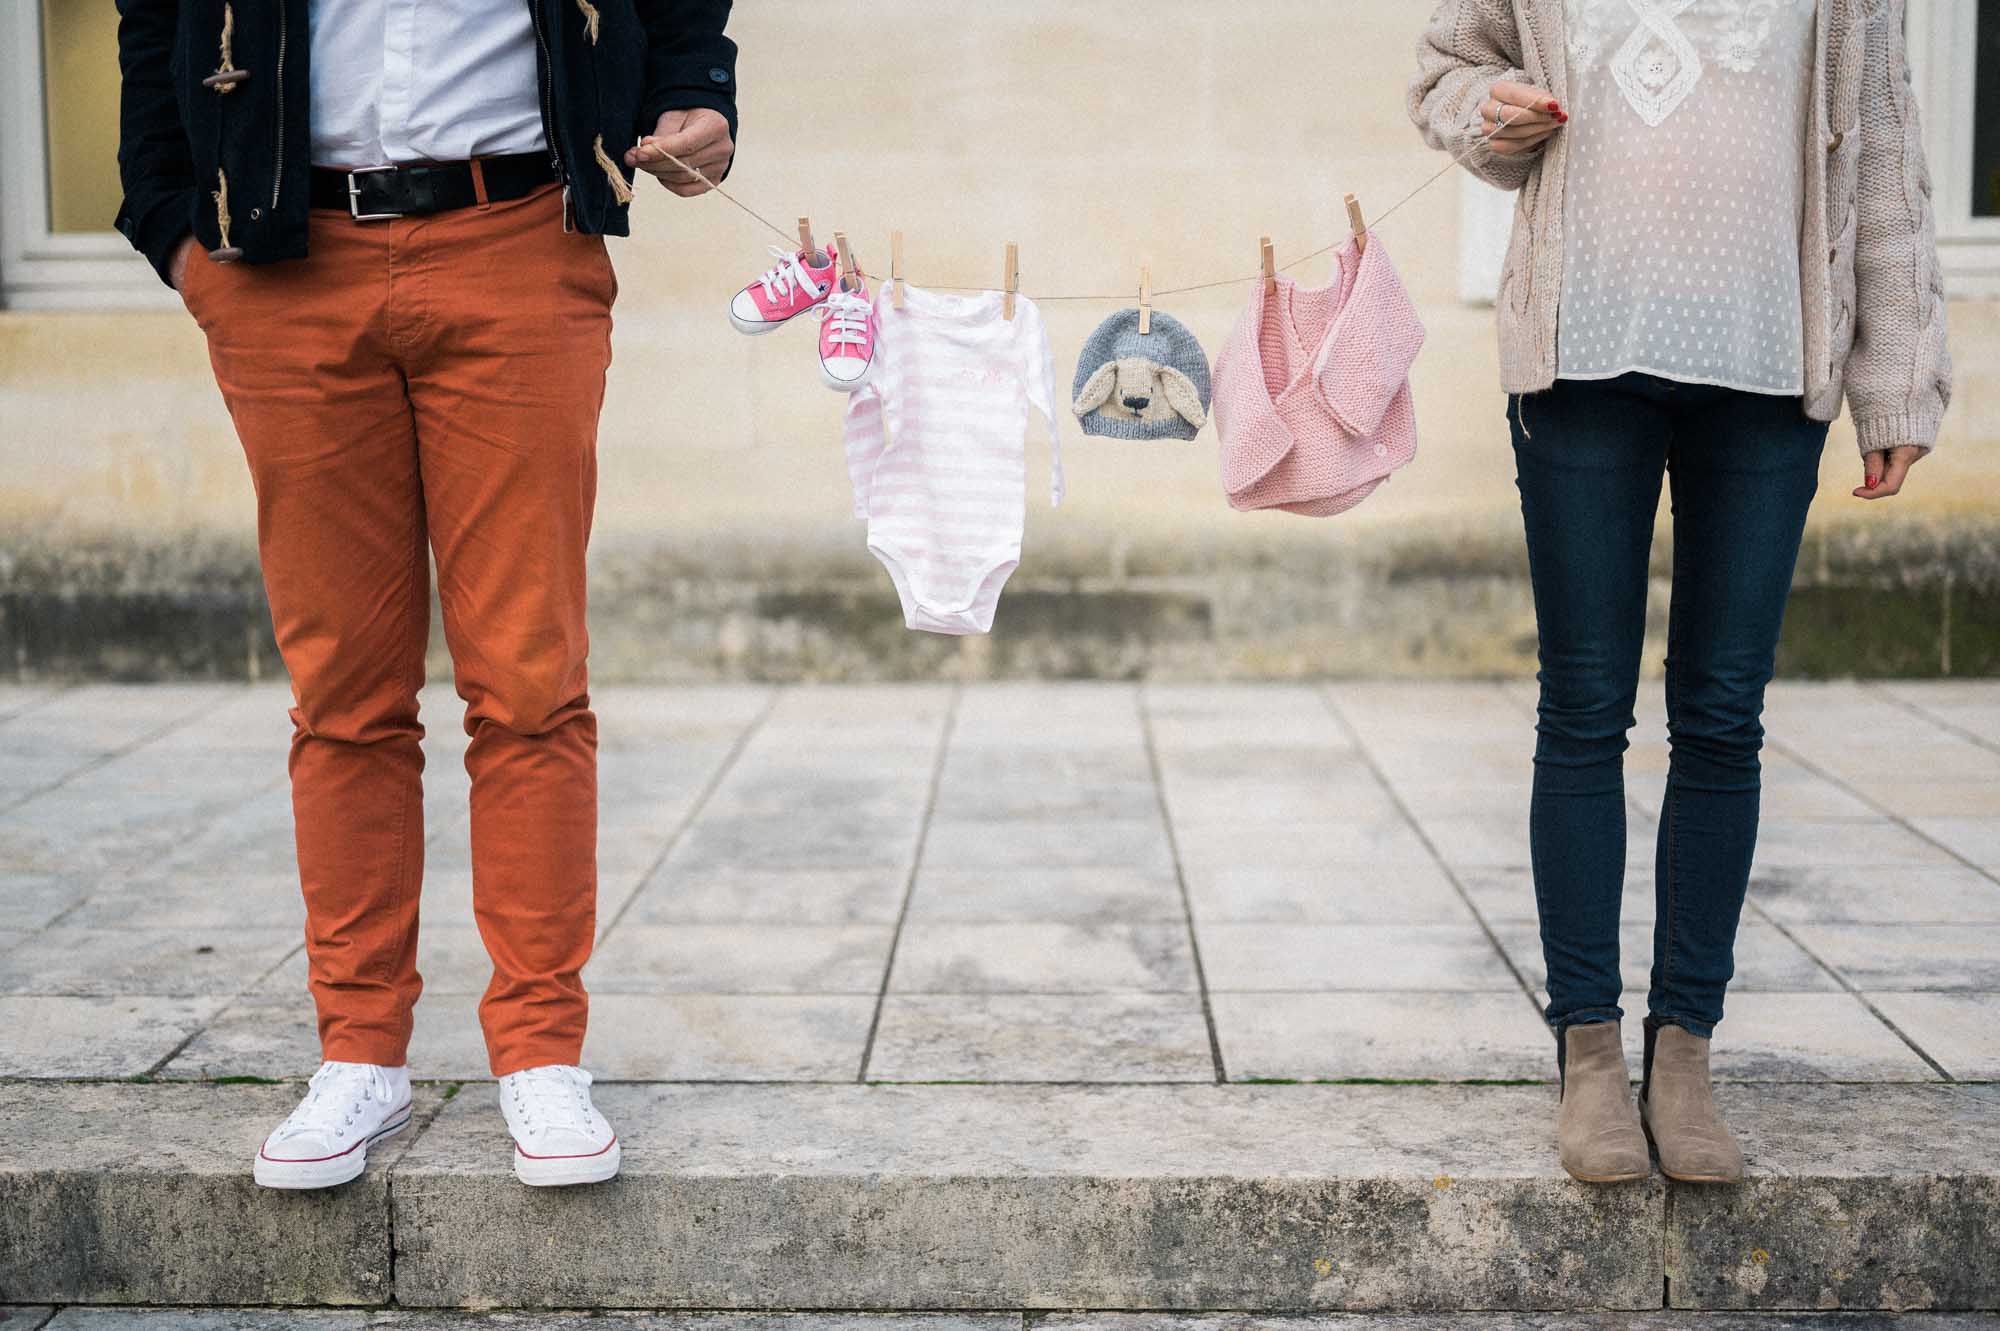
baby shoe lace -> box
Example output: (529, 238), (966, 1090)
(819, 287), (872, 347)
(272, 1061), (391, 1144)
(508, 1064), (597, 1139)
(757, 246), (826, 305)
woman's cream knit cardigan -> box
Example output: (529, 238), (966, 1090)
(1409, 0), (1951, 453)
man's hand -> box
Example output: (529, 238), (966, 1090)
(1854, 444), (1928, 500)
(625, 108), (733, 197)
(170, 233), (200, 292)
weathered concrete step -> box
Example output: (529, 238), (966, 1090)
(9, 1314), (2000, 1331)
(11, 518), (1997, 682)
(3, 1084), (1998, 1311)
(393, 1082), (1663, 1310)
(0, 1083), (438, 1306)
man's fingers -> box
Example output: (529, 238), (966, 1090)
(646, 123), (727, 160)
(631, 133), (731, 165)
(632, 141), (730, 181)
(632, 141), (731, 191)
(626, 109), (732, 195)
(630, 138), (726, 168)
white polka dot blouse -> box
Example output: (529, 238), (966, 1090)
(1557, 0), (1816, 395)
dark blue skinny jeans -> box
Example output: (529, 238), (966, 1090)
(1509, 372), (1827, 1043)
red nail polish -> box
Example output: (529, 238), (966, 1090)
(1547, 101), (1560, 111)
(1866, 475), (1880, 488)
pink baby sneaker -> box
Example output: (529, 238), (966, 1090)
(817, 272), (878, 391)
(728, 244), (836, 335)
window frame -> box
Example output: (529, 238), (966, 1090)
(1908, 0), (2000, 297)
(0, 1), (177, 310)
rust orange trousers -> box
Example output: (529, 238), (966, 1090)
(182, 183), (613, 1076)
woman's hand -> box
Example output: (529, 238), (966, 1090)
(1479, 80), (1568, 156)
(1854, 445), (1927, 499)
(626, 108), (734, 197)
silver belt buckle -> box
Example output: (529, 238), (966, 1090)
(347, 165), (402, 222)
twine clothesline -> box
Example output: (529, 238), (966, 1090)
(645, 103), (1524, 302)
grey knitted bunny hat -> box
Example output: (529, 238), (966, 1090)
(1070, 308), (1212, 441)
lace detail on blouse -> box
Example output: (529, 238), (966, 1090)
(1556, 0), (1816, 395)
(1565, 0), (1815, 124)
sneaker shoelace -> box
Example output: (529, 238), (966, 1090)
(757, 245), (827, 306)
(508, 1065), (598, 1140)
(819, 286), (872, 349)
(272, 1061), (392, 1144)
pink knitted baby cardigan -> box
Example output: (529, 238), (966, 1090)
(1212, 233), (1425, 516)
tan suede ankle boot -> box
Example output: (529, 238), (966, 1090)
(1640, 1022), (1744, 1183)
(1557, 1021), (1651, 1183)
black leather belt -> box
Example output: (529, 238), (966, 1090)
(308, 152), (558, 221)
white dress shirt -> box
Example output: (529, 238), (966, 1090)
(308, 0), (549, 168)
(1557, 0), (1816, 395)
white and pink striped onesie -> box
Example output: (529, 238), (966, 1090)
(842, 285), (1063, 636)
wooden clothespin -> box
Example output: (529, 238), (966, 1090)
(1003, 242), (1019, 320)
(890, 230), (905, 309)
(1344, 194), (1367, 255)
(833, 230), (858, 291)
(798, 215), (817, 261)
(1138, 264), (1153, 335)
(1259, 235), (1276, 294)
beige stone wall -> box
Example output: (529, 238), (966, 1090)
(5, 0), (1995, 566)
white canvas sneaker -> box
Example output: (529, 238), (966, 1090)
(254, 1061), (413, 1190)
(499, 1064), (621, 1186)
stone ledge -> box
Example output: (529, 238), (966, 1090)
(3, 1084), (1998, 1311)
(5, 518), (1996, 681)
(390, 1084), (1662, 1311)
(0, 1083), (438, 1307)
(1670, 1085), (2000, 1311)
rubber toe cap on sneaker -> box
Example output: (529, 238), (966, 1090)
(512, 1129), (621, 1186)
(517, 1127), (612, 1160)
(260, 1129), (347, 1163)
(253, 1128), (374, 1189)
(730, 290), (779, 333)
(821, 355), (873, 386)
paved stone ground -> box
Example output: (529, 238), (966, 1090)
(2, 680), (1997, 1086)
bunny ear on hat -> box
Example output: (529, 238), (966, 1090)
(1073, 361), (1120, 417)
(1157, 365), (1207, 429)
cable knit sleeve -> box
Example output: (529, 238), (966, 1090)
(1844, 0), (1951, 455)
(1407, 0), (1539, 192)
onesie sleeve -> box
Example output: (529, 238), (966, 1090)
(1020, 300), (1065, 507)
(842, 382), (889, 520)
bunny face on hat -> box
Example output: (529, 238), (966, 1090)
(1074, 356), (1207, 429)
(1069, 308), (1213, 442)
